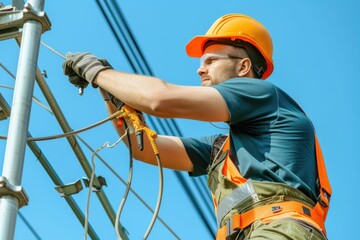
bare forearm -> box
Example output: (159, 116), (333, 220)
(95, 69), (230, 122)
(95, 69), (169, 114)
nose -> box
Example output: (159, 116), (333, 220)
(197, 65), (207, 76)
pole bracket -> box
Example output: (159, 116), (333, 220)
(0, 176), (29, 208)
(83, 176), (107, 192)
(0, 3), (51, 41)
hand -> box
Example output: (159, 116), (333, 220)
(68, 73), (89, 89)
(62, 52), (112, 88)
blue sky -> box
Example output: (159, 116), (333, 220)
(1, 0), (359, 239)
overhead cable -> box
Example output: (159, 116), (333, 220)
(1, 64), (180, 238)
(18, 212), (42, 240)
(95, 0), (216, 237)
(0, 93), (100, 240)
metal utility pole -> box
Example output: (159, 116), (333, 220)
(0, 0), (50, 239)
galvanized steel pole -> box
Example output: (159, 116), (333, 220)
(0, 0), (45, 239)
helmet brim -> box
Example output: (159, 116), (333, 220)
(186, 36), (224, 58)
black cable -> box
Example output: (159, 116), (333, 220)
(94, 0), (216, 237)
(175, 171), (215, 237)
(163, 118), (215, 223)
(160, 116), (215, 226)
(109, 0), (154, 76)
(192, 177), (216, 226)
(96, 1), (138, 72)
(18, 211), (42, 240)
(160, 120), (217, 234)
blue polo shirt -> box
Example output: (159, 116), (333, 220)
(180, 78), (318, 201)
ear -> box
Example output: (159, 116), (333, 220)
(237, 58), (253, 77)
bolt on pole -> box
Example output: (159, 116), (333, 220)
(0, 0), (46, 239)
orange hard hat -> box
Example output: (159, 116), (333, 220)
(186, 14), (274, 79)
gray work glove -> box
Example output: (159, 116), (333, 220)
(67, 73), (88, 90)
(62, 52), (112, 88)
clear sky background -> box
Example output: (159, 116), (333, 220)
(1, 0), (359, 239)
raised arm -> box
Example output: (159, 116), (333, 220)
(62, 52), (229, 172)
(95, 69), (229, 122)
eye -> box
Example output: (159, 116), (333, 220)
(204, 57), (218, 65)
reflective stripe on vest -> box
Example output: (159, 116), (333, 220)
(207, 134), (331, 238)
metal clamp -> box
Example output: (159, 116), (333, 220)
(0, 3), (51, 41)
(83, 176), (107, 192)
(0, 176), (29, 208)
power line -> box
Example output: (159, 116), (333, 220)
(0, 91), (100, 240)
(1, 57), (180, 239)
(94, 0), (216, 237)
(18, 212), (42, 240)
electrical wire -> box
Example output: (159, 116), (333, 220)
(0, 110), (122, 141)
(143, 153), (163, 240)
(95, 2), (216, 237)
(115, 124), (132, 240)
(40, 41), (66, 58)
(1, 90), (164, 238)
(0, 63), (16, 79)
(76, 135), (180, 239)
(18, 211), (42, 240)
(117, 107), (164, 240)
(1, 61), (120, 142)
(0, 84), (54, 115)
(41, 39), (165, 239)
(0, 62), (55, 115)
(3, 0), (217, 236)
(1, 56), (180, 239)
(209, 122), (230, 130)
(84, 134), (126, 240)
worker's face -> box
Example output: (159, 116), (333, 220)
(197, 44), (244, 86)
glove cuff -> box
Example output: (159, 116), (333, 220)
(88, 65), (112, 88)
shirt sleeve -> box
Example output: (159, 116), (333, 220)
(180, 135), (221, 176)
(212, 78), (278, 127)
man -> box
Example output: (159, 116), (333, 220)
(63, 14), (331, 240)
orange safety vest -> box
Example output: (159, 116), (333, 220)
(208, 134), (332, 239)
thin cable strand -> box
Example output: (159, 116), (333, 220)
(209, 122), (229, 130)
(2, 59), (180, 238)
(115, 125), (132, 240)
(0, 84), (54, 115)
(76, 136), (180, 239)
(143, 153), (163, 240)
(0, 111), (122, 141)
(84, 134), (126, 240)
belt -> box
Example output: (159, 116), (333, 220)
(216, 201), (325, 240)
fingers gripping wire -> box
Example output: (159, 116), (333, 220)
(40, 41), (84, 96)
